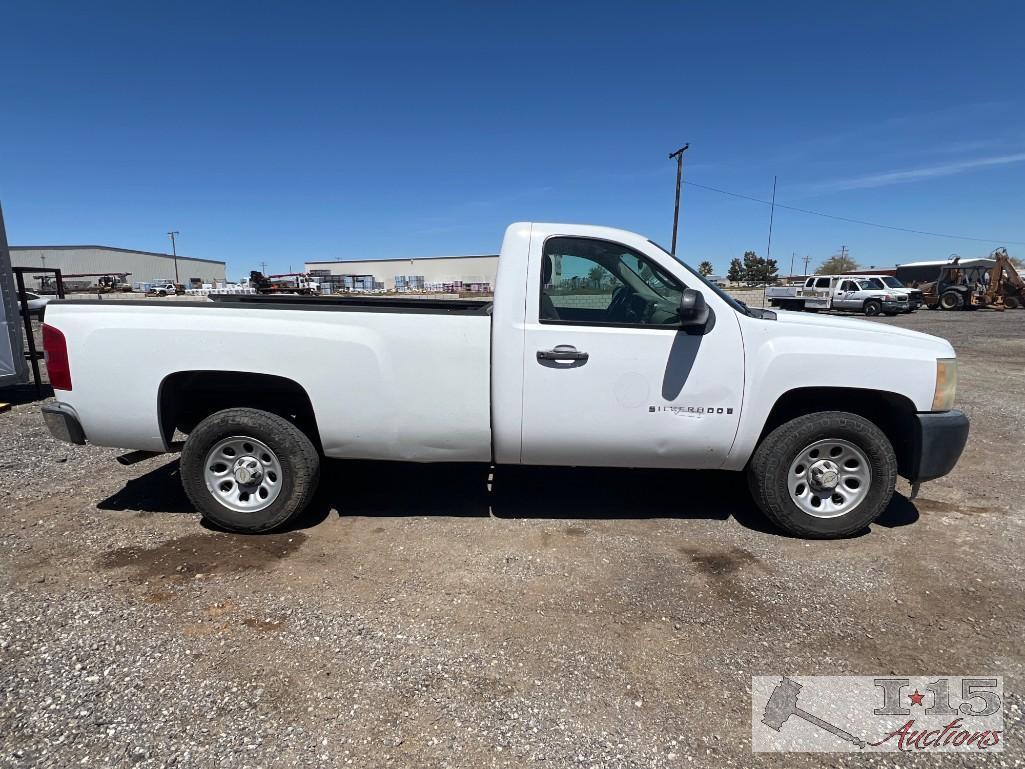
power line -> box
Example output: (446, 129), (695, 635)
(682, 180), (1025, 246)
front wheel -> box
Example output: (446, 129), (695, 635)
(181, 407), (320, 533)
(864, 300), (882, 316)
(940, 291), (964, 310)
(747, 411), (897, 538)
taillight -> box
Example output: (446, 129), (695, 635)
(42, 324), (72, 391)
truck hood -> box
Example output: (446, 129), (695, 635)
(769, 309), (954, 355)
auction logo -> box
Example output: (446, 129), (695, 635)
(752, 676), (1003, 752)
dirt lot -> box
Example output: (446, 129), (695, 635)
(2, 309), (1023, 768)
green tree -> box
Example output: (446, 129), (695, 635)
(817, 254), (861, 275)
(698, 261), (714, 277)
(727, 257), (744, 283)
(741, 251), (779, 284)
(587, 266), (605, 288)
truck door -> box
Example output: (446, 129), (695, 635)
(518, 234), (744, 469)
(835, 280), (859, 309)
(805, 276), (833, 309)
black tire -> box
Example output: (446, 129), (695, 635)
(746, 411), (897, 539)
(940, 291), (963, 310)
(1004, 295), (1021, 310)
(180, 407), (320, 533)
(864, 300), (882, 316)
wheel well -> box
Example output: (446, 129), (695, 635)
(758, 387), (918, 477)
(158, 371), (321, 451)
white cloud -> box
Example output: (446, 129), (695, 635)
(813, 152), (1025, 192)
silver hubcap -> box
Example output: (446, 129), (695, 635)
(204, 436), (283, 513)
(787, 438), (871, 518)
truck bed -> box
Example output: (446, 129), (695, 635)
(57, 294), (493, 315)
(44, 296), (494, 461)
(211, 294), (493, 314)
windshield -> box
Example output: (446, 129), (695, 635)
(880, 276), (904, 288)
(647, 240), (752, 316)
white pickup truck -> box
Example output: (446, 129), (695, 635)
(766, 275), (912, 315)
(40, 223), (968, 538)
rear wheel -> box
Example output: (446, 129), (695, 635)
(181, 407), (320, 533)
(747, 411), (897, 538)
(940, 291), (964, 310)
(1004, 295), (1021, 310)
(864, 300), (882, 316)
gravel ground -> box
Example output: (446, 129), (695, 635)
(2, 309), (1024, 768)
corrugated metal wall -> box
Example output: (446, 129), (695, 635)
(10, 246), (226, 288)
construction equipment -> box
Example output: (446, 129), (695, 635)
(248, 271), (321, 295)
(39, 272), (133, 294)
(911, 249), (1024, 310)
(984, 248), (1025, 309)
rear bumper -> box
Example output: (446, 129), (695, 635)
(902, 410), (969, 483)
(41, 402), (87, 445)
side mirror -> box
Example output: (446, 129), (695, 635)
(678, 288), (710, 326)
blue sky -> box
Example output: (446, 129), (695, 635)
(2, 1), (1023, 279)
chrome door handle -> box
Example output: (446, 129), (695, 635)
(537, 345), (589, 362)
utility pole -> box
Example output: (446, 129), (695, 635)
(259, 261), (268, 275)
(766, 175), (777, 263)
(790, 251), (796, 281)
(802, 254), (812, 277)
(839, 245), (849, 273)
(669, 143), (689, 256)
(167, 231), (180, 284)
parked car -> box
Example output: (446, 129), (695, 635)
(40, 222), (968, 539)
(766, 275), (910, 315)
(19, 290), (50, 317)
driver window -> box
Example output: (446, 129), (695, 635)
(540, 237), (685, 325)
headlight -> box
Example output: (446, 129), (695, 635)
(932, 358), (958, 411)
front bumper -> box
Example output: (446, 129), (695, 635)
(901, 410), (969, 483)
(882, 300), (907, 313)
(41, 402), (87, 445)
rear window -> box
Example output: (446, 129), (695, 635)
(815, 278), (831, 288)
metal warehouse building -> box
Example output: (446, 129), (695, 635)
(10, 245), (227, 291)
(305, 254), (498, 292)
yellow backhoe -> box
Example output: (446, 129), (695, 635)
(920, 248), (1025, 310)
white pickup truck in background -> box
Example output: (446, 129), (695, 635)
(766, 275), (912, 315)
(40, 222), (968, 538)
(847, 274), (924, 310)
